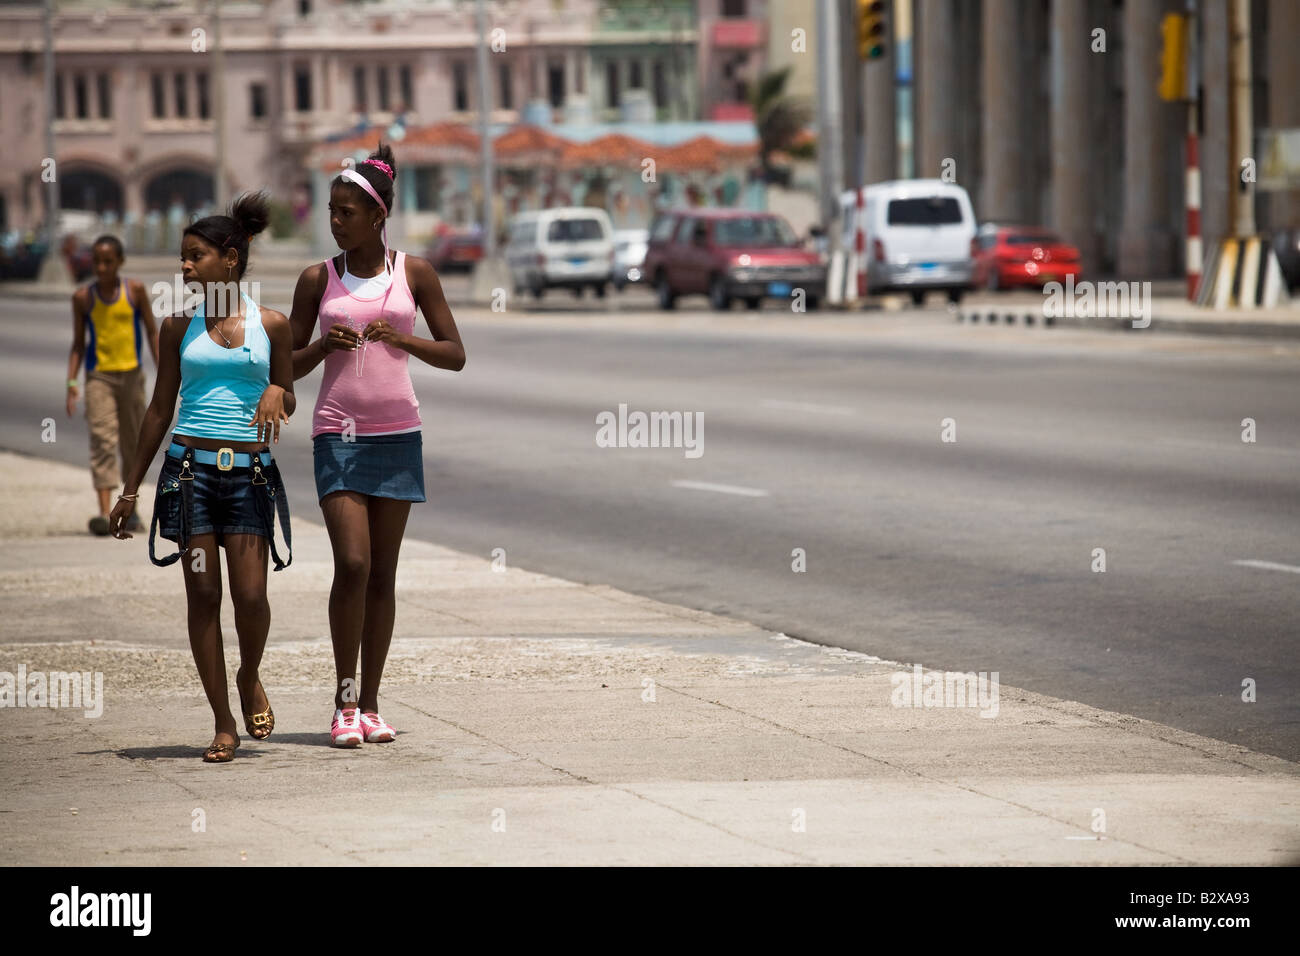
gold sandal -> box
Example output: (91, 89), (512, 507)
(243, 705), (274, 740)
(203, 740), (239, 763)
(238, 676), (274, 740)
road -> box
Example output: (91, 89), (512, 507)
(3, 286), (1298, 760)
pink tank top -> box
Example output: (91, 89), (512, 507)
(311, 250), (422, 438)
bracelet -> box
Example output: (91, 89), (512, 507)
(67, 379), (78, 389)
(117, 493), (138, 501)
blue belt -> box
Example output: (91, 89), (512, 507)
(167, 442), (273, 470)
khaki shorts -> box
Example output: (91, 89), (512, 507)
(85, 366), (146, 490)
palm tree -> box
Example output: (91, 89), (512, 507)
(752, 66), (814, 185)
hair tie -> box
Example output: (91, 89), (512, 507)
(362, 158), (394, 180)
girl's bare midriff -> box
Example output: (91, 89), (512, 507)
(172, 433), (270, 454)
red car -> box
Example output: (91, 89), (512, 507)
(423, 229), (484, 273)
(971, 225), (1082, 291)
(643, 209), (826, 311)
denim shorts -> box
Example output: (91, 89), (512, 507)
(150, 443), (293, 570)
(313, 431), (426, 502)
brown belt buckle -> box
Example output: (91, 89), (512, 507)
(216, 447), (235, 471)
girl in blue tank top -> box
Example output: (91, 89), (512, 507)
(108, 192), (298, 763)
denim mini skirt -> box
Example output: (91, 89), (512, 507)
(150, 441), (293, 571)
(313, 431), (427, 503)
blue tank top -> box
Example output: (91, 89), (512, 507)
(175, 294), (271, 442)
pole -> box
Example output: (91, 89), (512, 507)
(212, 0), (228, 210)
(474, 0), (495, 257)
(1228, 0), (1254, 238)
(855, 186), (866, 298)
(1185, 0), (1201, 301)
(42, 0), (57, 250)
(815, 0), (844, 257)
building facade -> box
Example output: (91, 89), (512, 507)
(0, 0), (715, 243)
(849, 0), (1300, 278)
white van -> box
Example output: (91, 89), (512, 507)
(839, 179), (976, 304)
(506, 207), (616, 299)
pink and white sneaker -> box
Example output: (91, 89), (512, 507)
(360, 711), (396, 743)
(331, 707), (363, 747)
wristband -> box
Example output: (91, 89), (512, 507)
(67, 378), (78, 389)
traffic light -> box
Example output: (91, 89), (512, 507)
(858, 0), (888, 61)
(1158, 12), (1187, 101)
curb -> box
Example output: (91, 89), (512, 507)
(956, 305), (1300, 339)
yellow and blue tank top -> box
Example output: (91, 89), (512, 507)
(83, 279), (144, 373)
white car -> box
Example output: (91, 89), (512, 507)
(839, 179), (976, 304)
(506, 207), (616, 299)
(611, 229), (650, 291)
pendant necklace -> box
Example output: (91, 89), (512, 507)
(208, 304), (243, 348)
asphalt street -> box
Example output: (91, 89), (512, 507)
(3, 288), (1298, 760)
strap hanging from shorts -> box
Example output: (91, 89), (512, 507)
(148, 446), (196, 567)
(251, 451), (293, 571)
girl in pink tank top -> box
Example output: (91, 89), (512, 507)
(289, 143), (466, 748)
(311, 248), (422, 437)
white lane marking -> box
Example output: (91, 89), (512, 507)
(1233, 559), (1300, 575)
(671, 480), (770, 497)
(761, 399), (854, 416)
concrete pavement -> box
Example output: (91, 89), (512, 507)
(1, 449), (1296, 865)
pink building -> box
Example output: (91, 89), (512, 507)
(695, 0), (768, 122)
(0, 0), (708, 243)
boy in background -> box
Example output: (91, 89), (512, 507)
(66, 235), (160, 535)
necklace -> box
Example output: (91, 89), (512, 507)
(341, 250), (394, 378)
(207, 309), (243, 348)
(343, 249), (390, 280)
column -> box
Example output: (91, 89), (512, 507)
(282, 59), (295, 115)
(915, 0), (959, 180)
(1050, 0), (1096, 273)
(312, 54), (325, 115)
(1200, 0), (1230, 254)
(840, 0), (863, 187)
(1118, 1), (1175, 277)
(530, 45), (543, 101)
(982, 0), (1022, 222)
(123, 178), (144, 221)
(1266, 0), (1300, 229)
(861, 17), (896, 184)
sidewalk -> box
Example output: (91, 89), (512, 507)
(0, 449), (1296, 865)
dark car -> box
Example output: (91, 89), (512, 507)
(0, 236), (48, 280)
(62, 235), (94, 282)
(1270, 228), (1300, 293)
(424, 229), (484, 273)
(643, 209), (826, 311)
